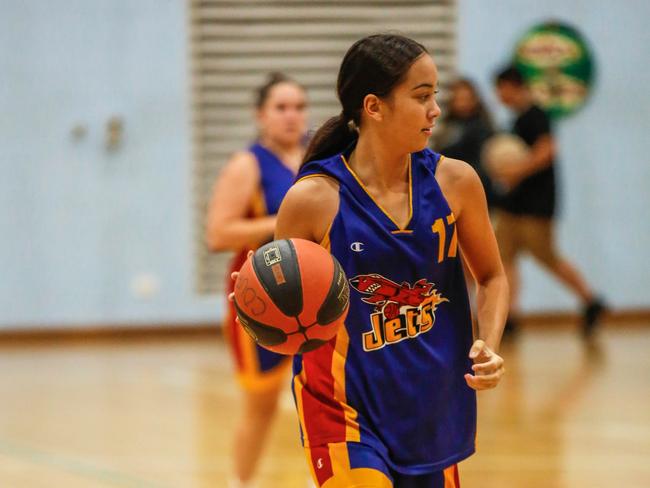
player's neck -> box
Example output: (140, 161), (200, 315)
(349, 133), (410, 192)
(258, 136), (303, 171)
(514, 92), (533, 113)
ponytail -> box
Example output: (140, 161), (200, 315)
(302, 113), (358, 165)
(302, 34), (426, 166)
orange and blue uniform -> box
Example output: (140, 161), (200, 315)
(225, 143), (295, 391)
(292, 147), (475, 487)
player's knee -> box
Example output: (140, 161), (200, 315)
(244, 389), (281, 421)
(542, 254), (563, 271)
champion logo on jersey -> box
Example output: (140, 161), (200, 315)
(349, 274), (448, 351)
(350, 242), (365, 252)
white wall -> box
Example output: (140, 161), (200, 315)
(1, 1), (648, 329)
(0, 1), (220, 328)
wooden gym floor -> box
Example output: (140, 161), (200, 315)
(0, 324), (649, 487)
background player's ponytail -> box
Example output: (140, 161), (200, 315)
(303, 33), (427, 165)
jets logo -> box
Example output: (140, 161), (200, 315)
(349, 274), (448, 351)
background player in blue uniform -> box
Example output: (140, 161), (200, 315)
(206, 73), (307, 488)
(275, 35), (509, 487)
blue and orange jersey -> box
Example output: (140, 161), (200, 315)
(292, 147), (476, 475)
(249, 143), (297, 217)
(225, 143), (296, 383)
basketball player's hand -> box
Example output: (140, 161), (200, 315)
(464, 340), (505, 390)
(227, 251), (254, 303)
(491, 161), (527, 189)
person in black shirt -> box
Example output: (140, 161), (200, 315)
(492, 66), (604, 338)
(435, 78), (497, 207)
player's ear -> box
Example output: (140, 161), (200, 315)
(363, 94), (383, 122)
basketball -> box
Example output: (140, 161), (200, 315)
(233, 238), (350, 355)
(481, 133), (530, 178)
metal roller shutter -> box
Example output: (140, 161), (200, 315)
(191, 0), (458, 294)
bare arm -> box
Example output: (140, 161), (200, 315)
(205, 151), (276, 252)
(520, 134), (555, 176)
(438, 157), (509, 390)
(451, 162), (509, 351)
(275, 176), (339, 243)
(491, 134), (555, 188)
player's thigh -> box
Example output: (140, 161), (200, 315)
(393, 464), (460, 488)
(305, 442), (393, 488)
(519, 217), (560, 268)
(494, 211), (521, 264)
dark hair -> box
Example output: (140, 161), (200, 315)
(255, 72), (302, 109)
(494, 65), (525, 86)
(446, 78), (494, 129)
(303, 34), (427, 164)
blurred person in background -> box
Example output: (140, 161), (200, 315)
(434, 78), (497, 315)
(492, 65), (604, 339)
(435, 78), (497, 208)
(205, 73), (308, 488)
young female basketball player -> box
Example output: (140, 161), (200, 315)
(274, 34), (509, 487)
(206, 73), (307, 488)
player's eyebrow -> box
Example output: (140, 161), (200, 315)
(411, 83), (434, 90)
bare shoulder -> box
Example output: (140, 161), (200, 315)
(208, 150), (260, 211)
(276, 175), (339, 243)
(436, 156), (477, 186)
(292, 174), (339, 204)
(221, 150), (259, 178)
(435, 156), (484, 216)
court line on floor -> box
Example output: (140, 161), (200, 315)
(0, 438), (166, 488)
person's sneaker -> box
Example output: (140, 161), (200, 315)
(582, 299), (606, 338)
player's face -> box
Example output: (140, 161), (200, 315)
(382, 54), (441, 153)
(257, 82), (308, 147)
(450, 84), (478, 118)
(496, 81), (519, 108)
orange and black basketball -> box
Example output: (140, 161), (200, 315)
(233, 238), (350, 355)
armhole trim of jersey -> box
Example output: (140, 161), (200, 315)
(320, 220), (333, 250)
(250, 185), (267, 218)
(435, 154), (445, 175)
(294, 172), (331, 185)
(294, 172), (337, 249)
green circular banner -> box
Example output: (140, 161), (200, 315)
(514, 21), (595, 119)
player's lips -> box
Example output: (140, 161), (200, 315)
(421, 126), (433, 135)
